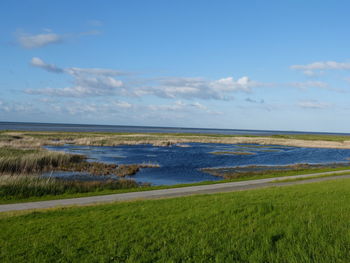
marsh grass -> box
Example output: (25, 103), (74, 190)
(210, 151), (255, 155)
(270, 134), (350, 142)
(0, 147), (84, 174)
(203, 163), (350, 179)
(0, 175), (141, 200)
(2, 130), (350, 149)
(58, 162), (160, 177)
(0, 146), (159, 177)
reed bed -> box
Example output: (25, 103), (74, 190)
(0, 175), (141, 200)
(58, 162), (160, 177)
(0, 147), (84, 174)
(0, 147), (159, 177)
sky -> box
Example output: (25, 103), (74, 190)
(1, 0), (350, 132)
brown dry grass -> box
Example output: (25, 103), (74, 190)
(1, 130), (350, 149)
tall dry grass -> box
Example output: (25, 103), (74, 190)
(0, 175), (141, 199)
(0, 147), (84, 174)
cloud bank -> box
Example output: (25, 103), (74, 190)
(27, 57), (261, 100)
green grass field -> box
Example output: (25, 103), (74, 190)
(1, 178), (350, 262)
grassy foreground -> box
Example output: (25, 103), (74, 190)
(2, 179), (350, 262)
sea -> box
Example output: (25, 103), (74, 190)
(1, 121), (349, 136)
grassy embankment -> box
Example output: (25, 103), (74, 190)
(2, 178), (350, 262)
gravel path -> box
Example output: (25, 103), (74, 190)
(1, 170), (350, 212)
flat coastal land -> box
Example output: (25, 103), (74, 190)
(2, 130), (350, 148)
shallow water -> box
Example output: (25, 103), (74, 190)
(44, 143), (350, 185)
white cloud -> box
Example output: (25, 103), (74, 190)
(27, 57), (264, 100)
(15, 29), (101, 49)
(44, 100), (134, 116)
(30, 57), (64, 73)
(0, 100), (38, 113)
(288, 81), (345, 93)
(291, 61), (350, 70)
(111, 101), (132, 109)
(291, 61), (350, 75)
(135, 76), (261, 100)
(27, 57), (127, 97)
(302, 70), (322, 77)
(245, 98), (264, 104)
(289, 81), (329, 89)
(148, 100), (221, 115)
(190, 102), (208, 110)
(298, 100), (331, 109)
(16, 31), (63, 49)
(66, 67), (125, 77)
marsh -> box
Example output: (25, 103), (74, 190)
(45, 143), (350, 185)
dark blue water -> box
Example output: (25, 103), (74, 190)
(2, 121), (350, 136)
(45, 143), (350, 185)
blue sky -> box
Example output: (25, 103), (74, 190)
(1, 0), (350, 132)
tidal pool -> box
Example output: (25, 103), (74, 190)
(44, 143), (350, 185)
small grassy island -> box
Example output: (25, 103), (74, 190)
(210, 151), (256, 155)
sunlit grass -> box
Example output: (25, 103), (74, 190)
(2, 179), (350, 262)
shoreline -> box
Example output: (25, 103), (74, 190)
(2, 130), (350, 149)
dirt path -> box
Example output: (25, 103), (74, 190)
(1, 170), (350, 212)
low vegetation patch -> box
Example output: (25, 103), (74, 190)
(0, 175), (142, 200)
(58, 162), (159, 177)
(203, 163), (350, 179)
(270, 134), (350, 142)
(210, 151), (255, 155)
